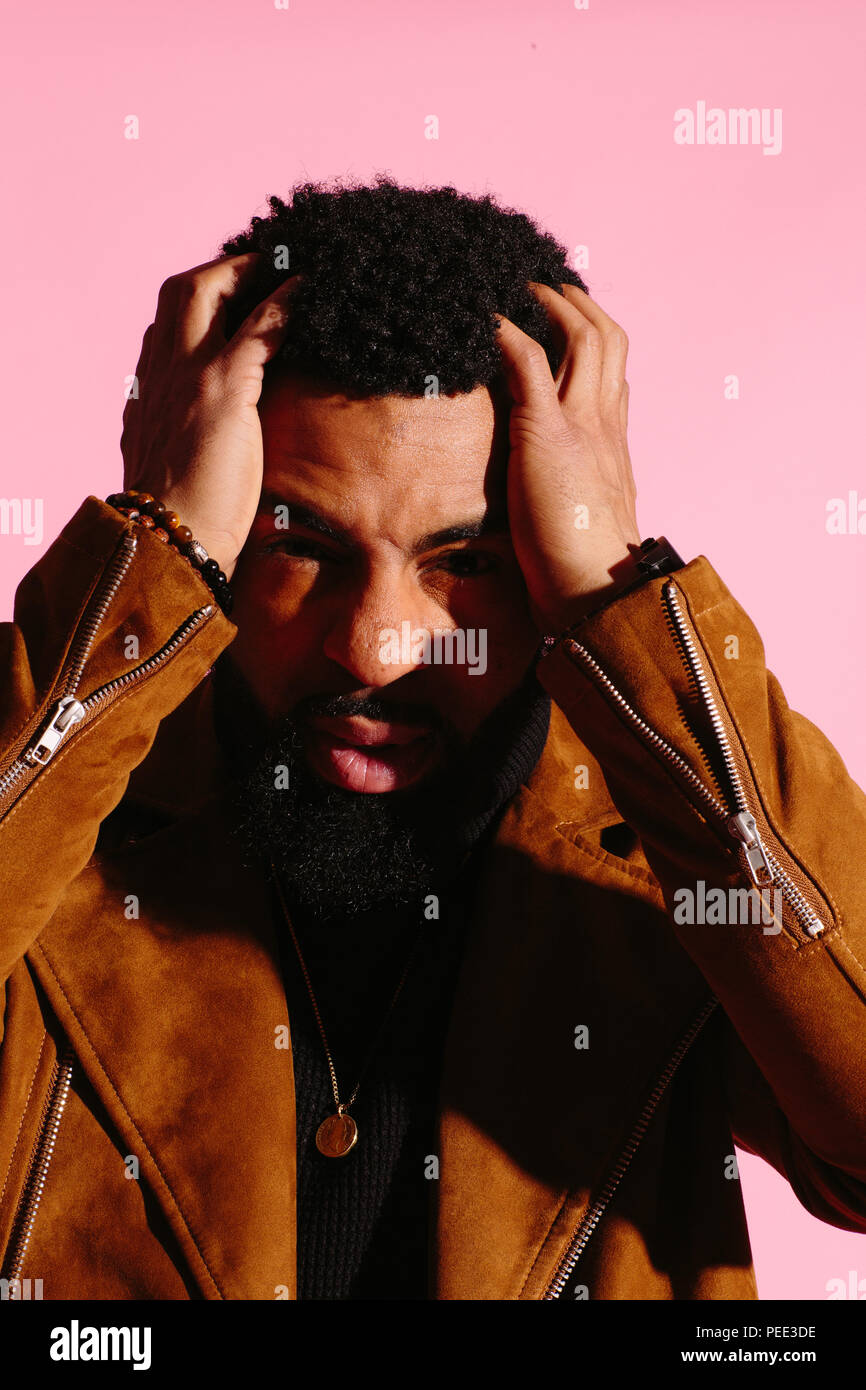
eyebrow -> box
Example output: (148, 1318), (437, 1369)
(258, 489), (510, 556)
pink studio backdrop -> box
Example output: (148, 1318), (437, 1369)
(1, 0), (864, 1299)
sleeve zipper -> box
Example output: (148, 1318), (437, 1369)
(661, 580), (829, 942)
(559, 579), (830, 944)
(0, 529), (216, 820)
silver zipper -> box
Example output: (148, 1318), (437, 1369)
(59, 530), (140, 698)
(560, 582), (827, 940)
(69, 606), (214, 722)
(0, 531), (214, 817)
(0, 531), (139, 805)
(543, 996), (718, 1298)
(662, 581), (827, 938)
(1, 1044), (74, 1284)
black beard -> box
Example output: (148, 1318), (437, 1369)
(213, 654), (549, 923)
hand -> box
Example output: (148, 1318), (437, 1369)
(495, 283), (640, 633)
(121, 254), (301, 579)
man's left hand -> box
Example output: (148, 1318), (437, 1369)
(495, 283), (641, 634)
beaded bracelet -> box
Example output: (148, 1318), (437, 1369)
(105, 490), (233, 616)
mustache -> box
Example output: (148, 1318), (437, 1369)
(288, 691), (449, 732)
(212, 655), (454, 741)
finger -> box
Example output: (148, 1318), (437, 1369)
(134, 322), (154, 382)
(122, 323), (154, 440)
(218, 273), (304, 376)
(526, 283), (604, 417)
(174, 252), (268, 358)
(557, 283), (629, 415)
(494, 314), (566, 435)
(122, 318), (154, 439)
(148, 253), (264, 365)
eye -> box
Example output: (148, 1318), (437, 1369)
(432, 550), (498, 578)
(265, 535), (333, 561)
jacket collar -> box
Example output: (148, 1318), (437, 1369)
(30, 679), (708, 1300)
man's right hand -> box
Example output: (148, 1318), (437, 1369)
(120, 253), (300, 580)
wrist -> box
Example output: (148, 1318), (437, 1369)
(105, 489), (234, 615)
(156, 490), (240, 579)
(536, 536), (687, 641)
(533, 549), (640, 633)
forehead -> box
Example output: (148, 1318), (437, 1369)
(258, 369), (509, 507)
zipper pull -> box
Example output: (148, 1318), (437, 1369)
(727, 810), (774, 887)
(23, 698), (86, 767)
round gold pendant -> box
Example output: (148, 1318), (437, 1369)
(316, 1111), (359, 1158)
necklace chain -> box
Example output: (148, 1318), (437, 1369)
(270, 864), (426, 1115)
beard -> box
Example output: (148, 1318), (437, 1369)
(213, 652), (550, 923)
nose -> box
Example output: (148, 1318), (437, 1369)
(321, 570), (444, 688)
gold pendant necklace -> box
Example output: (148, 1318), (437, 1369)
(271, 864), (426, 1159)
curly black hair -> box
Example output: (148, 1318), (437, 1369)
(218, 174), (588, 397)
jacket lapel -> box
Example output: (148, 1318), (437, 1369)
(29, 800), (296, 1301)
(433, 702), (711, 1299)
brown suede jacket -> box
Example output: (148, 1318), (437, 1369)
(0, 496), (865, 1301)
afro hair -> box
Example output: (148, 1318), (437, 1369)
(218, 174), (588, 398)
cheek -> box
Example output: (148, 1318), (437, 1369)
(416, 641), (538, 745)
(227, 559), (332, 712)
(417, 586), (540, 737)
(446, 567), (538, 663)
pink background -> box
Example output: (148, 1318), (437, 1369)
(1, 0), (864, 1298)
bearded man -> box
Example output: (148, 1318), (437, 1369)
(0, 176), (864, 1302)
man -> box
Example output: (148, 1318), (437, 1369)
(0, 176), (864, 1302)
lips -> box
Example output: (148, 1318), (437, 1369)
(305, 715), (438, 792)
(308, 715), (431, 748)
